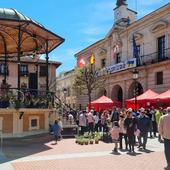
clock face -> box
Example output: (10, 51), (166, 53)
(115, 9), (122, 21)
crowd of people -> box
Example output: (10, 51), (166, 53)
(51, 106), (170, 169)
(77, 106), (170, 169)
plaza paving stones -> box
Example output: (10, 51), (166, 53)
(0, 135), (167, 170)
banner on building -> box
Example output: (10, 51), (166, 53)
(95, 58), (136, 77)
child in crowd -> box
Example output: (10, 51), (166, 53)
(110, 121), (120, 153)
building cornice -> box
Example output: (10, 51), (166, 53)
(75, 39), (107, 57)
(125, 3), (170, 32)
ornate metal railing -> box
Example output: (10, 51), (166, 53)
(137, 48), (170, 66)
(0, 87), (55, 109)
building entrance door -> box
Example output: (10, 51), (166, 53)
(29, 73), (38, 90)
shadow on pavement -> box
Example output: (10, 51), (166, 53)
(127, 152), (142, 156)
(110, 151), (121, 155)
(138, 148), (154, 153)
(0, 133), (54, 164)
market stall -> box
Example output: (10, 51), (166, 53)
(125, 89), (159, 109)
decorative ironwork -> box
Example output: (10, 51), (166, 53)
(0, 87), (55, 109)
(137, 48), (170, 66)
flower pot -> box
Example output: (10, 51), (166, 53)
(90, 140), (94, 144)
(95, 140), (99, 144)
(85, 141), (89, 145)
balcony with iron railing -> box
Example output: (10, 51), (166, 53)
(137, 48), (170, 66)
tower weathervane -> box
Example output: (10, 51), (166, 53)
(116, 0), (127, 7)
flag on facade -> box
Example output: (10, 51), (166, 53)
(113, 44), (119, 58)
(89, 54), (95, 65)
(77, 57), (86, 68)
(133, 35), (139, 58)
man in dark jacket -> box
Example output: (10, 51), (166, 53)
(110, 107), (119, 122)
(137, 108), (150, 150)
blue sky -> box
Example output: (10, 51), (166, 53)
(0, 0), (169, 74)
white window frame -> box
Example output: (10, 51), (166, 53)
(29, 116), (39, 130)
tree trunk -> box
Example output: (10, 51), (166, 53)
(88, 91), (91, 111)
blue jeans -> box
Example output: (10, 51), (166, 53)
(164, 138), (170, 166)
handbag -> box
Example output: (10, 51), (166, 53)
(134, 129), (140, 137)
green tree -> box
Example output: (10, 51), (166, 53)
(73, 65), (105, 109)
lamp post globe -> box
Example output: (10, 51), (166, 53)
(63, 88), (67, 94)
(133, 69), (139, 80)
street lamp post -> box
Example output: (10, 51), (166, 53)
(63, 88), (67, 104)
(33, 53), (40, 94)
(133, 69), (139, 112)
(62, 87), (67, 112)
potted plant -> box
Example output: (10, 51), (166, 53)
(80, 139), (84, 145)
(84, 139), (89, 145)
(89, 139), (94, 144)
(94, 137), (99, 144)
(75, 135), (80, 144)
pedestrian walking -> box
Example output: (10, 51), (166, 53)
(137, 108), (150, 150)
(156, 107), (163, 142)
(158, 107), (170, 170)
(58, 118), (63, 140)
(150, 106), (157, 137)
(124, 109), (137, 153)
(110, 121), (120, 153)
(119, 114), (128, 150)
(146, 108), (153, 138)
(110, 106), (119, 122)
(79, 110), (87, 135)
(52, 120), (62, 144)
(94, 112), (100, 132)
(87, 109), (95, 133)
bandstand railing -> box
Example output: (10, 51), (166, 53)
(0, 87), (55, 109)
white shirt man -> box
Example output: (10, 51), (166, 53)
(79, 111), (87, 135)
(87, 110), (95, 133)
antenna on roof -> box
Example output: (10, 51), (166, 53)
(135, 0), (138, 19)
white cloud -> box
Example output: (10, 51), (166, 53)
(77, 0), (114, 42)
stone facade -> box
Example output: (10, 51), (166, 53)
(75, 3), (170, 109)
(0, 109), (53, 138)
(0, 56), (60, 92)
(0, 57), (61, 137)
(56, 70), (77, 109)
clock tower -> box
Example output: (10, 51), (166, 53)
(114, 0), (137, 27)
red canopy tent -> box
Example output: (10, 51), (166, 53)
(125, 89), (159, 109)
(89, 95), (121, 112)
(151, 90), (170, 108)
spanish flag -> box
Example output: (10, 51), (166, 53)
(90, 54), (95, 65)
